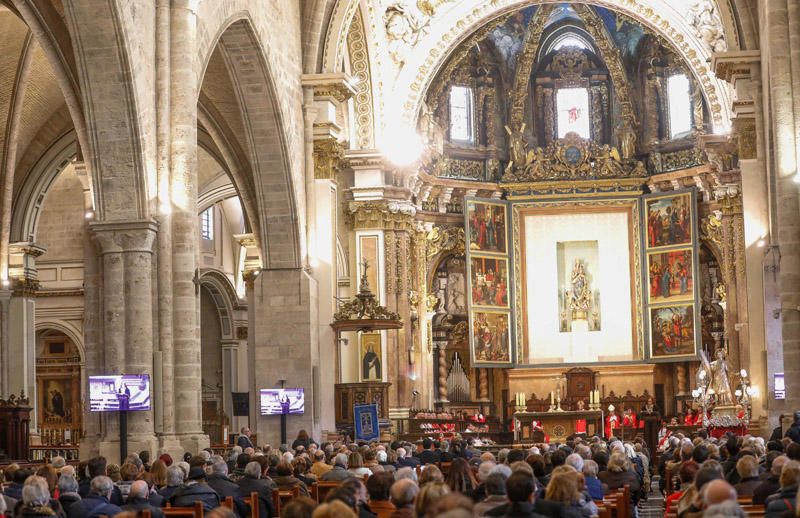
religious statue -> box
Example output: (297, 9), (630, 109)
(504, 123), (530, 176)
(688, 0), (727, 53)
(384, 3), (428, 65)
(615, 120), (637, 160)
(700, 348), (735, 406)
(569, 260), (592, 316)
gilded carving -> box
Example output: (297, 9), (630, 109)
(501, 132), (646, 183)
(426, 225), (466, 261)
(509, 5), (554, 128)
(313, 138), (349, 180)
(732, 117), (757, 160)
(700, 212), (723, 249)
(347, 12), (375, 149)
(347, 201), (416, 231)
(649, 147), (706, 173)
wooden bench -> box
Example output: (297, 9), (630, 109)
(163, 501), (205, 517)
(314, 481), (341, 503)
(272, 486), (300, 515)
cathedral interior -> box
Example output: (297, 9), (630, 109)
(0, 0), (797, 465)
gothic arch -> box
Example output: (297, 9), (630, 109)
(199, 269), (241, 341)
(62, 1), (152, 221)
(198, 16), (302, 270)
(10, 130), (78, 243)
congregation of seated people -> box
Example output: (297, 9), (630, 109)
(0, 413), (798, 518)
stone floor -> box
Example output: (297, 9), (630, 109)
(638, 476), (665, 518)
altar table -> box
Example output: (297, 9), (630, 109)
(515, 410), (603, 442)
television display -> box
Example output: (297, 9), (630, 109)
(89, 374), (151, 412)
(260, 388), (304, 415)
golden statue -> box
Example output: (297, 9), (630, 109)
(569, 259), (592, 318)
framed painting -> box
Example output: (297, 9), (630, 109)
(647, 248), (694, 304)
(359, 332), (382, 382)
(469, 256), (509, 308)
(466, 201), (507, 254)
(644, 192), (692, 249)
(649, 304), (696, 359)
(470, 310), (512, 365)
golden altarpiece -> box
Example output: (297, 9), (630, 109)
(329, 3), (759, 438)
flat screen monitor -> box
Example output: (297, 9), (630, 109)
(775, 373), (785, 400)
(89, 374), (151, 412)
(260, 388), (304, 415)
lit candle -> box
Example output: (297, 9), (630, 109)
(550, 391), (555, 405)
(520, 392), (525, 407)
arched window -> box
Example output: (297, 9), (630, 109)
(667, 74), (693, 139)
(449, 85), (474, 143)
(550, 33), (591, 52)
(201, 207), (214, 240)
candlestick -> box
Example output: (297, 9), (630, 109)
(550, 391), (554, 405)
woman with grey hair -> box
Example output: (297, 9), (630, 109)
(57, 475), (81, 515)
(157, 465), (186, 501)
(18, 475), (59, 517)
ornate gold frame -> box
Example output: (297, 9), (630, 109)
(511, 198), (645, 366)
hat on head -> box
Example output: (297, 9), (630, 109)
(608, 404), (615, 412)
(187, 466), (207, 481)
(159, 453), (173, 466)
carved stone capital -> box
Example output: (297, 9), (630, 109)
(89, 220), (158, 255)
(712, 51), (761, 83)
(313, 137), (349, 180)
(347, 200), (416, 231)
(301, 73), (358, 103)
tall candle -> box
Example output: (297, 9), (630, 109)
(550, 391), (554, 405)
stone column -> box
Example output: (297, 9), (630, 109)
(166, 0), (207, 454)
(762, 0), (800, 414)
(220, 339), (240, 426)
(91, 220), (158, 461)
(251, 268), (318, 446)
(302, 73), (357, 436)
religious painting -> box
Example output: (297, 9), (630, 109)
(40, 377), (73, 424)
(467, 201), (507, 254)
(649, 304), (696, 359)
(358, 234), (381, 297)
(645, 193), (692, 248)
(556, 241), (601, 332)
(360, 332), (382, 382)
(647, 248), (694, 303)
(469, 256), (509, 308)
(471, 310), (512, 365)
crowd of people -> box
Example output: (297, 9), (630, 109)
(0, 414), (799, 518)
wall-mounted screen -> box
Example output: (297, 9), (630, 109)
(775, 373), (785, 400)
(259, 388), (304, 415)
(89, 374), (151, 412)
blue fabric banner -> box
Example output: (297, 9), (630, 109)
(354, 403), (379, 441)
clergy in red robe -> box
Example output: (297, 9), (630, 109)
(605, 405), (620, 438)
(622, 408), (638, 428)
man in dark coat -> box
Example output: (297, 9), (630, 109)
(68, 476), (122, 518)
(237, 427), (255, 449)
(78, 457), (123, 505)
(3, 468), (30, 501)
(207, 460), (248, 516)
(168, 467), (221, 511)
(158, 465), (186, 502)
(786, 411), (800, 444)
(121, 481), (164, 518)
(484, 472), (549, 517)
(753, 455), (788, 505)
(417, 438), (440, 465)
(236, 461), (276, 518)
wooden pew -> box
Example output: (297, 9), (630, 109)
(244, 491), (260, 518)
(314, 481), (341, 503)
(272, 486), (301, 515)
(163, 501), (205, 517)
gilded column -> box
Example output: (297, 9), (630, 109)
(478, 369), (490, 402)
(719, 193), (744, 371)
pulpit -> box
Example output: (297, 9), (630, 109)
(0, 395), (32, 462)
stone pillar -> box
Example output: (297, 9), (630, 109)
(251, 268), (318, 446)
(302, 73), (357, 435)
(220, 339), (240, 425)
(91, 220), (158, 461)
(166, 0), (207, 454)
(761, 0), (800, 414)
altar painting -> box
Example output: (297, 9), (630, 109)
(647, 248), (694, 303)
(645, 192), (692, 248)
(467, 201), (507, 254)
(360, 332), (383, 382)
(649, 304), (695, 358)
(469, 256), (509, 307)
(471, 310), (512, 365)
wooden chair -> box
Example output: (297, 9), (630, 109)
(315, 481), (341, 503)
(369, 500), (397, 518)
(272, 486), (301, 515)
(163, 501), (204, 517)
(221, 496), (234, 510)
(309, 483), (319, 503)
(243, 491), (260, 518)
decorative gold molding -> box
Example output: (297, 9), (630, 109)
(508, 4), (553, 128)
(313, 138), (349, 180)
(347, 10), (375, 149)
(731, 117), (756, 160)
(700, 212), (722, 249)
(347, 200), (416, 231)
(426, 225), (466, 261)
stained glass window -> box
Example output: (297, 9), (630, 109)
(556, 87), (591, 138)
(449, 86), (474, 143)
